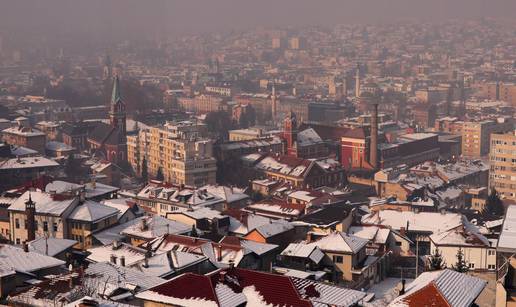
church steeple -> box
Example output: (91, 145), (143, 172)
(109, 75), (126, 137)
(111, 75), (122, 109)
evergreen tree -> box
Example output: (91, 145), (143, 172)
(65, 154), (84, 180)
(485, 188), (504, 217)
(428, 248), (446, 271)
(141, 157), (148, 182)
(452, 248), (469, 273)
(156, 167), (164, 181)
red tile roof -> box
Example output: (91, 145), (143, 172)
(208, 268), (312, 307)
(150, 273), (219, 303)
(142, 268), (313, 307)
(401, 282), (450, 307)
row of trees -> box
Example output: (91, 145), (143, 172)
(428, 247), (469, 273)
(204, 106), (257, 139)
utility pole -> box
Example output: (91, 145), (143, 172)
(415, 237), (419, 277)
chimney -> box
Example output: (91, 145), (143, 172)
(23, 241), (29, 252)
(216, 245), (222, 262)
(142, 256), (149, 268)
(399, 279), (406, 295)
(140, 218), (148, 231)
(119, 255), (125, 267)
(166, 250), (175, 268)
(369, 103), (378, 169)
(399, 227), (406, 237)
(79, 190), (86, 202)
(25, 193), (36, 242)
(110, 254), (117, 264)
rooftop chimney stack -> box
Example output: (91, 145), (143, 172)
(370, 103), (379, 169)
(25, 193), (36, 242)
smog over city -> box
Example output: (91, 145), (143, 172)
(0, 1), (514, 306)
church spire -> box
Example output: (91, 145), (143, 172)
(111, 75), (122, 105)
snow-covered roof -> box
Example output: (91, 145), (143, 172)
(101, 198), (134, 220)
(172, 207), (227, 221)
(10, 145), (38, 156)
(252, 220), (294, 238)
(2, 126), (45, 136)
(199, 185), (249, 203)
(9, 191), (78, 216)
(288, 190), (318, 202)
(28, 237), (77, 257)
(132, 251), (207, 278)
(297, 128), (324, 147)
(45, 141), (74, 152)
(84, 181), (119, 199)
(281, 243), (325, 264)
(498, 205), (516, 253)
(362, 210), (463, 234)
(349, 226), (391, 245)
(0, 156), (59, 170)
(121, 215), (191, 239)
(313, 232), (369, 254)
(430, 219), (491, 247)
(136, 183), (223, 208)
(0, 244), (65, 273)
(87, 242), (146, 266)
(45, 181), (82, 194)
(389, 269), (486, 307)
(228, 213), (273, 236)
(85, 261), (165, 291)
(68, 201), (119, 222)
(292, 277), (367, 307)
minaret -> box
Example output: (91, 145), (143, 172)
(284, 111), (298, 156)
(459, 79), (466, 120)
(103, 54), (112, 80)
(109, 75), (126, 139)
(355, 63), (361, 98)
(369, 103), (379, 169)
(271, 82), (278, 122)
(25, 193), (36, 242)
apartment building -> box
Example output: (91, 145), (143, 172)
(489, 131), (516, 200)
(462, 119), (513, 157)
(127, 121), (216, 187)
(1, 126), (46, 153)
(8, 191), (79, 244)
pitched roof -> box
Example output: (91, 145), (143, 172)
(313, 232), (369, 254)
(85, 261), (165, 291)
(9, 191), (77, 216)
(0, 244), (65, 273)
(292, 277), (367, 306)
(137, 268), (366, 307)
(390, 269), (486, 307)
(132, 251), (208, 278)
(297, 203), (352, 227)
(28, 237), (77, 257)
(362, 210), (464, 235)
(137, 273), (219, 306)
(68, 200), (119, 222)
(251, 220), (294, 238)
(281, 243), (325, 264)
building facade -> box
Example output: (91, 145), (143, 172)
(489, 131), (516, 200)
(127, 122), (216, 187)
(462, 120), (513, 157)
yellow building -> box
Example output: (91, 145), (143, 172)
(489, 131), (516, 201)
(127, 122), (216, 187)
(462, 119), (513, 157)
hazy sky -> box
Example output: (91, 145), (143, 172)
(1, 0), (514, 39)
